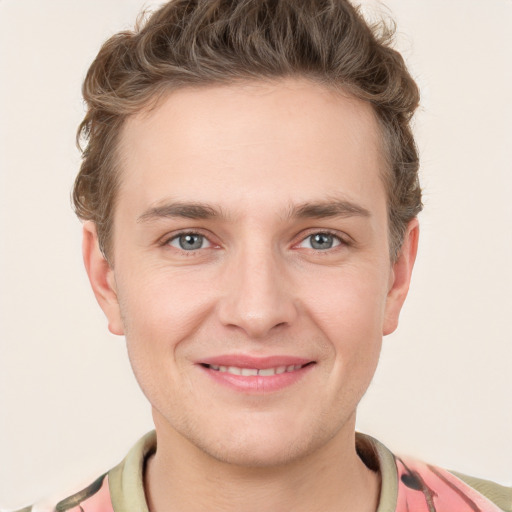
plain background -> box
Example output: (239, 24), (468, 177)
(0, 0), (511, 508)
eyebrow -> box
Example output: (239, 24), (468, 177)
(137, 202), (221, 223)
(290, 200), (371, 220)
(137, 198), (370, 223)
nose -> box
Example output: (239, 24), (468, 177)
(216, 244), (298, 339)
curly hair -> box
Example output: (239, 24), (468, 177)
(74, 0), (422, 261)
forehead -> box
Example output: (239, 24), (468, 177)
(116, 79), (386, 220)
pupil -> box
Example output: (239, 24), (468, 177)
(311, 233), (333, 250)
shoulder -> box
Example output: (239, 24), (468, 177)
(53, 473), (111, 512)
(5, 473), (112, 512)
(7, 432), (155, 512)
(356, 433), (511, 512)
(450, 470), (512, 512)
(396, 456), (512, 512)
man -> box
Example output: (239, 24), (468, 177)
(12, 0), (511, 511)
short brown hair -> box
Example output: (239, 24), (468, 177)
(74, 0), (422, 261)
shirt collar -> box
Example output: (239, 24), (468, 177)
(107, 431), (398, 512)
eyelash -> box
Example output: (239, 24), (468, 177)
(161, 229), (350, 254)
(161, 230), (215, 254)
(295, 229), (349, 252)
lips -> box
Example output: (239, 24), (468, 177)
(197, 355), (315, 393)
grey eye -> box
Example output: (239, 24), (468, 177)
(169, 233), (210, 250)
(300, 233), (341, 250)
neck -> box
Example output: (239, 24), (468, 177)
(144, 420), (380, 512)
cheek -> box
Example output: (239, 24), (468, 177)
(301, 266), (387, 385)
(116, 271), (211, 405)
(117, 266), (214, 340)
(303, 267), (389, 337)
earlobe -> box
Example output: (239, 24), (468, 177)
(383, 219), (419, 336)
(82, 221), (124, 336)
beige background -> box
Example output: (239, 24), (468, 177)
(1, 0), (511, 508)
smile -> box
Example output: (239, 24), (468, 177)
(205, 364), (306, 376)
(198, 357), (315, 393)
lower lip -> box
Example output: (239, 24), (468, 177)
(198, 364), (314, 393)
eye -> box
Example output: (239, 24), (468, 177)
(168, 233), (212, 251)
(298, 232), (342, 250)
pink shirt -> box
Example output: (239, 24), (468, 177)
(23, 432), (511, 512)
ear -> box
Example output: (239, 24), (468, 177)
(82, 221), (124, 335)
(383, 218), (419, 336)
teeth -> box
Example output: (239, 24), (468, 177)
(207, 364), (306, 375)
(241, 368), (258, 376)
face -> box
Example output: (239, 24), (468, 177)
(84, 79), (418, 467)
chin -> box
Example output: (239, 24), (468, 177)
(180, 414), (332, 469)
(200, 433), (314, 468)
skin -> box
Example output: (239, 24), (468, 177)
(83, 79), (418, 512)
